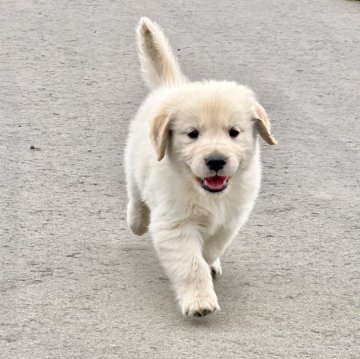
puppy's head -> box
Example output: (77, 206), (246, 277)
(150, 82), (277, 194)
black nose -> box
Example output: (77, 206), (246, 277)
(206, 155), (226, 172)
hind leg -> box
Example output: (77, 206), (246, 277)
(127, 194), (150, 236)
(126, 174), (150, 236)
(210, 258), (222, 279)
(204, 226), (237, 279)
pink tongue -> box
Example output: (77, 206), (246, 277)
(204, 176), (228, 190)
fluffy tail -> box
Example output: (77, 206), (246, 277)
(136, 17), (186, 90)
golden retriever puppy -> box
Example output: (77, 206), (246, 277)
(125, 17), (277, 317)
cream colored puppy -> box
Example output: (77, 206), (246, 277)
(125, 17), (277, 317)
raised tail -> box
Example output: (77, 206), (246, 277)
(136, 17), (186, 90)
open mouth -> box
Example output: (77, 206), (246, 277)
(198, 176), (230, 193)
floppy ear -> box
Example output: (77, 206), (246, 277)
(150, 108), (172, 161)
(253, 103), (278, 145)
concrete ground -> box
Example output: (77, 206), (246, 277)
(1, 0), (359, 358)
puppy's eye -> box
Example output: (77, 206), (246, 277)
(229, 128), (240, 138)
(187, 129), (199, 139)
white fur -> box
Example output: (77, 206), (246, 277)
(125, 17), (276, 317)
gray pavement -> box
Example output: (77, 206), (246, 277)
(1, 0), (359, 358)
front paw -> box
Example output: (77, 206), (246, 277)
(180, 292), (220, 317)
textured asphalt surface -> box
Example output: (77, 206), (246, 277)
(1, 1), (359, 358)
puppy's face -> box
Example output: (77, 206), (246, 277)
(151, 83), (277, 194)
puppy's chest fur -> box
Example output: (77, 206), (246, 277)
(144, 156), (260, 241)
(175, 194), (244, 239)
